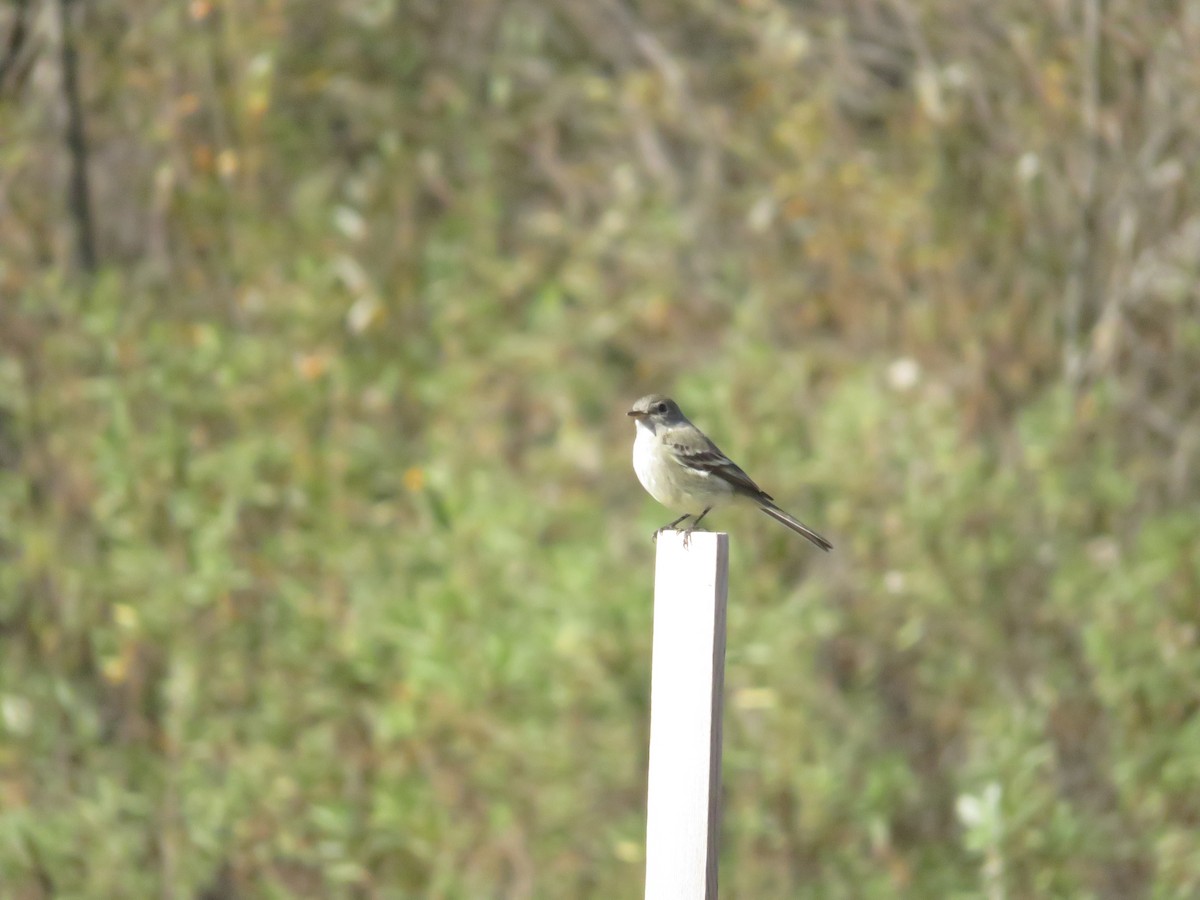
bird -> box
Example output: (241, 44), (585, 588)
(627, 393), (832, 551)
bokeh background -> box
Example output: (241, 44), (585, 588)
(3, 0), (1200, 896)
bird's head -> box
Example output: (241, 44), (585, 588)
(628, 394), (687, 430)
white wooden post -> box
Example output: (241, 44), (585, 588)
(644, 530), (729, 900)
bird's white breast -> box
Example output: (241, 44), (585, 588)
(632, 420), (724, 513)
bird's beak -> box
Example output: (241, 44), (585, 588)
(627, 409), (646, 419)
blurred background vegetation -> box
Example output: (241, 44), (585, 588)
(2, 0), (1199, 896)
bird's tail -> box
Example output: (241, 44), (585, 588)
(758, 502), (833, 551)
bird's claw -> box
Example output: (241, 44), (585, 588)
(651, 524), (703, 547)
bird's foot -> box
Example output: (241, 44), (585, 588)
(652, 514), (693, 544)
(679, 507), (712, 548)
(651, 523), (707, 548)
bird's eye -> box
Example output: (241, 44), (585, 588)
(654, 402), (668, 414)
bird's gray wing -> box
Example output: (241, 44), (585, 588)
(664, 436), (774, 501)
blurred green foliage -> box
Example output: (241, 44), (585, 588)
(2, 0), (1200, 896)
